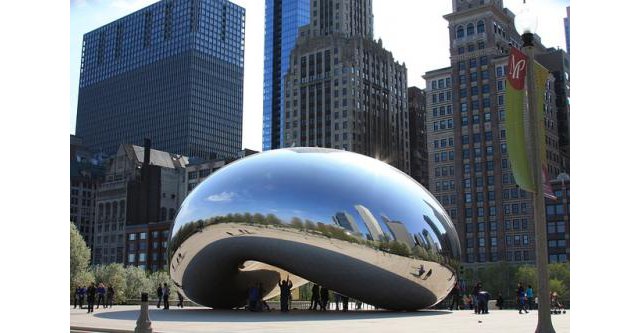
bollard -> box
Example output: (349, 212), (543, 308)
(134, 292), (153, 333)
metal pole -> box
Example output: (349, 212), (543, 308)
(135, 292), (153, 333)
(522, 32), (555, 333)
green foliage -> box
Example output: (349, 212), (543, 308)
(514, 265), (538, 291)
(549, 278), (567, 299)
(148, 270), (175, 300)
(70, 222), (91, 284)
(476, 261), (517, 298)
(124, 266), (150, 301)
(93, 263), (127, 303)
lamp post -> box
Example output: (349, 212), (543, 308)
(514, 1), (556, 332)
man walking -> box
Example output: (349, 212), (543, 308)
(106, 285), (115, 308)
(526, 285), (534, 310)
(449, 281), (460, 310)
(517, 282), (529, 314)
(320, 286), (329, 311)
(86, 283), (96, 313)
(96, 283), (106, 309)
(156, 284), (163, 308)
(162, 283), (170, 310)
(309, 284), (320, 310)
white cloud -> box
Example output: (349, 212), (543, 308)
(207, 192), (236, 202)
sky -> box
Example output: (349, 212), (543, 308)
(70, 0), (569, 152)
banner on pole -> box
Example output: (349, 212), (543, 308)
(505, 47), (535, 192)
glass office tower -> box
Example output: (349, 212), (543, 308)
(76, 0), (245, 160)
(262, 0), (310, 151)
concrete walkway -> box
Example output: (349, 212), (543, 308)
(70, 306), (569, 333)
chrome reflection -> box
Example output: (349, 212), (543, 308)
(169, 148), (461, 310)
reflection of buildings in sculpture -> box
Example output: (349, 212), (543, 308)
(355, 204), (384, 241)
(332, 211), (360, 235)
(381, 216), (415, 247)
(421, 229), (439, 252)
(423, 214), (453, 258)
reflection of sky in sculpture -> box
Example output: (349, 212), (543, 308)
(173, 148), (460, 259)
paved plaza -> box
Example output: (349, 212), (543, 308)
(70, 305), (569, 333)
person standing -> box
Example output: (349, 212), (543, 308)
(320, 286), (329, 311)
(106, 285), (115, 308)
(78, 286), (86, 309)
(342, 295), (349, 312)
(86, 283), (96, 313)
(449, 281), (460, 310)
(259, 283), (270, 311)
(162, 283), (170, 310)
(472, 282), (481, 314)
(278, 276), (293, 312)
(156, 284), (163, 308)
(334, 292), (341, 311)
(309, 284), (320, 310)
(96, 283), (106, 309)
(248, 284), (259, 311)
(177, 292), (184, 308)
(517, 282), (528, 314)
(526, 285), (534, 310)
(496, 292), (504, 310)
(73, 286), (81, 309)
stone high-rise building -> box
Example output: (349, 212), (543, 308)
(282, 0), (410, 173)
(92, 140), (188, 269)
(422, 0), (567, 268)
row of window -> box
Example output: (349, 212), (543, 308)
(455, 20), (486, 39)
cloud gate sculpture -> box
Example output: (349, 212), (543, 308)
(169, 148), (461, 310)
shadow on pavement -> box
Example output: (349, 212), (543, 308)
(94, 308), (451, 323)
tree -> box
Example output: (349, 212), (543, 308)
(124, 266), (151, 301)
(93, 263), (127, 303)
(70, 222), (91, 285)
(70, 222), (92, 298)
(514, 265), (538, 291)
(148, 270), (175, 300)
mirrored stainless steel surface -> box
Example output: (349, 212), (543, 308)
(169, 148), (461, 310)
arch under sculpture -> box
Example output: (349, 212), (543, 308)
(169, 148), (461, 310)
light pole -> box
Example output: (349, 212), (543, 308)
(514, 1), (556, 332)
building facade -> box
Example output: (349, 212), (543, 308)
(76, 0), (245, 160)
(282, 0), (410, 173)
(92, 141), (188, 270)
(537, 48), (570, 174)
(564, 6), (570, 56)
(408, 87), (428, 187)
(263, 0), (311, 151)
(421, 0), (567, 268)
(546, 174), (569, 263)
(71, 135), (105, 249)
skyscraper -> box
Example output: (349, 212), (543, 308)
(423, 0), (567, 267)
(263, 0), (311, 151)
(76, 0), (245, 160)
(408, 86), (428, 188)
(282, 0), (410, 173)
(564, 6), (570, 55)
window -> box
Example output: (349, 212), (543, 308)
(480, 56), (488, 66)
(467, 44), (475, 52)
(477, 20), (485, 33)
(496, 66), (504, 77)
(467, 23), (475, 36)
(458, 47), (465, 54)
(457, 25), (465, 38)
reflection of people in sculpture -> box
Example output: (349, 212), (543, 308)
(278, 276), (293, 312)
(309, 284), (320, 310)
(320, 286), (329, 310)
(411, 264), (426, 278)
